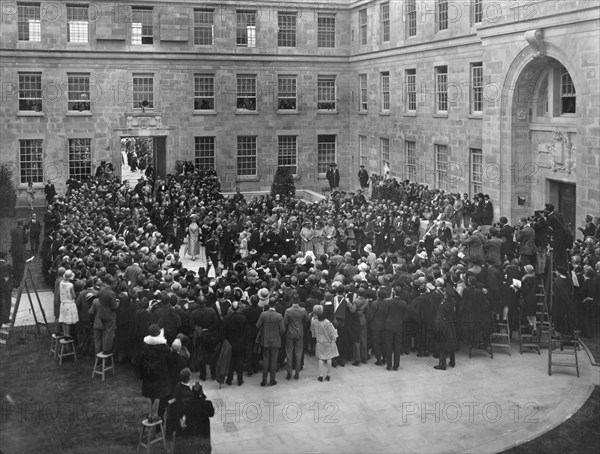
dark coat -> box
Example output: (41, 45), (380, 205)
(178, 394), (215, 441)
(220, 311), (248, 352)
(460, 287), (492, 345)
(367, 298), (387, 332)
(435, 286), (459, 352)
(384, 297), (407, 332)
(139, 341), (171, 400)
(520, 274), (537, 317)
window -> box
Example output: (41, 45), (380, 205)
(132, 7), (153, 45)
(278, 12), (297, 47)
(194, 75), (215, 110)
(381, 72), (390, 112)
(195, 137), (215, 171)
(237, 75), (257, 111)
(434, 144), (448, 190)
(278, 76), (297, 110)
(406, 69), (416, 112)
(472, 0), (483, 24)
(194, 9), (214, 45)
(278, 135), (297, 174)
(560, 68), (576, 114)
(18, 72), (42, 111)
(359, 135), (368, 167)
(381, 3), (390, 43)
(437, 0), (448, 31)
(237, 136), (257, 176)
(381, 138), (390, 174)
(67, 5), (88, 43)
(359, 74), (368, 112)
(19, 139), (43, 184)
(68, 73), (90, 111)
(405, 140), (416, 181)
(317, 76), (336, 110)
(68, 139), (92, 180)
(236, 11), (256, 47)
(470, 148), (483, 196)
(359, 9), (367, 46)
(317, 135), (336, 174)
(18, 3), (40, 42)
(435, 66), (448, 113)
(406, 0), (417, 38)
(471, 63), (483, 114)
(132, 74), (154, 109)
(317, 13), (335, 48)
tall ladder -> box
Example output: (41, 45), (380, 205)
(0, 258), (51, 348)
(519, 280), (543, 354)
(491, 314), (511, 355)
(545, 251), (580, 377)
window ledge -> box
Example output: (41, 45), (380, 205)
(404, 111), (417, 117)
(193, 110), (217, 116)
(277, 110), (300, 115)
(236, 175), (260, 182)
(433, 113), (448, 118)
(379, 111), (391, 116)
(235, 110), (259, 115)
(317, 110), (338, 115)
(17, 111), (44, 117)
(358, 111), (368, 115)
(468, 114), (483, 120)
(66, 111), (93, 117)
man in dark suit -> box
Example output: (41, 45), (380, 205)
(498, 217), (515, 262)
(0, 251), (15, 325)
(544, 203), (571, 270)
(44, 179), (56, 204)
(26, 213), (42, 256)
(278, 224), (295, 258)
(482, 194), (494, 225)
(166, 218), (183, 254)
(326, 163), (340, 192)
(383, 287), (407, 371)
(366, 288), (388, 366)
(256, 299), (285, 386)
(220, 301), (248, 386)
(283, 296), (309, 380)
(9, 220), (26, 284)
(358, 165), (369, 190)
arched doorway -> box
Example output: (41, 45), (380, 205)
(506, 52), (580, 232)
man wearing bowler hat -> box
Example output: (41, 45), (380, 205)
(326, 163), (340, 193)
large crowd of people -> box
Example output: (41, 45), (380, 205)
(2, 161), (599, 451)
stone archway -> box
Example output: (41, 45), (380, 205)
(498, 37), (583, 226)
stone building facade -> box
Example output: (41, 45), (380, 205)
(1, 0), (598, 229)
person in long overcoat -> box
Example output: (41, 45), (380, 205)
(520, 265), (538, 331)
(460, 275), (493, 347)
(139, 324), (171, 422)
(174, 383), (215, 454)
(434, 283), (460, 370)
(383, 288), (407, 370)
(552, 268), (578, 336)
(502, 259), (523, 330)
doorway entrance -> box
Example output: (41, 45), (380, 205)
(549, 180), (576, 232)
(120, 136), (167, 182)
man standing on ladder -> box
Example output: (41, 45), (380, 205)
(0, 251), (15, 326)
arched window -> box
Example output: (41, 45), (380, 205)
(560, 68), (576, 114)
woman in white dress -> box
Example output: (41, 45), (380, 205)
(58, 269), (78, 338)
(300, 220), (314, 254)
(310, 305), (339, 382)
(239, 231), (249, 259)
(186, 214), (200, 260)
(313, 220), (325, 257)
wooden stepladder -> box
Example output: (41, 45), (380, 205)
(0, 257), (51, 347)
